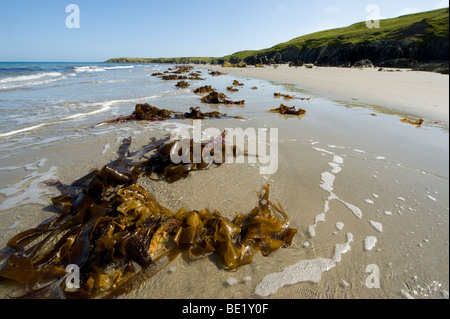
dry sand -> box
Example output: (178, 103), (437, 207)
(207, 64), (449, 124)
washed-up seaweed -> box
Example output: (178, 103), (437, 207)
(169, 66), (194, 74)
(274, 93), (310, 102)
(401, 118), (424, 126)
(233, 80), (244, 87)
(274, 93), (296, 101)
(270, 103), (307, 116)
(161, 74), (188, 81)
(175, 81), (190, 89)
(156, 66), (204, 81)
(201, 91), (245, 105)
(186, 73), (205, 81)
(95, 104), (242, 126)
(209, 71), (226, 76)
(226, 86), (239, 93)
(0, 135), (297, 299)
(193, 85), (215, 94)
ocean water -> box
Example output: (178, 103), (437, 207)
(0, 62), (448, 299)
(0, 62), (191, 137)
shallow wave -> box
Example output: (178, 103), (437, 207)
(0, 94), (168, 138)
(0, 75), (67, 90)
(0, 72), (63, 84)
(73, 65), (134, 73)
(104, 66), (135, 70)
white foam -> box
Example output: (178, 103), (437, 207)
(365, 199), (374, 204)
(328, 162), (342, 174)
(254, 233), (353, 297)
(353, 149), (366, 153)
(0, 166), (22, 171)
(25, 158), (47, 171)
(320, 172), (335, 192)
(340, 200), (363, 219)
(370, 221), (383, 232)
(308, 225), (316, 237)
(0, 72), (62, 84)
(314, 147), (334, 155)
(315, 213), (326, 223)
(333, 155), (344, 164)
(0, 123), (48, 138)
(64, 103), (112, 120)
(426, 195), (437, 202)
(74, 66), (106, 73)
(227, 277), (238, 286)
(384, 211), (393, 216)
(101, 143), (111, 155)
(364, 236), (377, 251)
(75, 65), (134, 73)
(0, 166), (59, 211)
(336, 222), (344, 231)
(0, 73), (67, 90)
(104, 66), (134, 70)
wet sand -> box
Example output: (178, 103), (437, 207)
(206, 64), (450, 124)
(0, 67), (448, 299)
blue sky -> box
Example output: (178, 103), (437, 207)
(0, 0), (448, 62)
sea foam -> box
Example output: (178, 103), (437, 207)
(254, 233), (354, 296)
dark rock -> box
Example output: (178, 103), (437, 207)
(379, 58), (418, 68)
(353, 59), (374, 68)
(412, 61), (450, 74)
(289, 59), (304, 67)
(273, 52), (282, 63)
(252, 37), (448, 73)
(281, 46), (301, 62)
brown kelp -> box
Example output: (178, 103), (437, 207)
(161, 74), (188, 81)
(401, 118), (424, 126)
(95, 104), (242, 126)
(233, 80), (244, 87)
(193, 85), (215, 94)
(0, 135), (297, 299)
(175, 81), (190, 89)
(187, 73), (205, 81)
(154, 66), (204, 81)
(274, 93), (295, 101)
(226, 86), (239, 93)
(270, 104), (307, 116)
(201, 91), (245, 105)
(209, 71), (226, 76)
(274, 93), (310, 102)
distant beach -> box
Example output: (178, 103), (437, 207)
(206, 64), (450, 124)
(0, 62), (448, 299)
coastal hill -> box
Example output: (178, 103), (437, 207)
(107, 8), (449, 72)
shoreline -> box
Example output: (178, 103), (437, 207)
(205, 64), (450, 124)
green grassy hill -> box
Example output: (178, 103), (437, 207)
(107, 7), (449, 69)
(225, 7), (448, 62)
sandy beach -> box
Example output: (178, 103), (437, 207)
(207, 64), (450, 124)
(0, 63), (448, 299)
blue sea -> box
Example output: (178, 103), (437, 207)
(0, 62), (198, 138)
